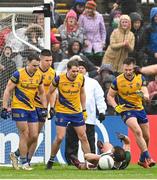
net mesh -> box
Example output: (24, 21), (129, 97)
(0, 12), (45, 164)
(0, 12), (45, 103)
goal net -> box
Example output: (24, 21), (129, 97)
(0, 2), (52, 165)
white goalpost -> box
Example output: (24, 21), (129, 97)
(0, 0), (52, 165)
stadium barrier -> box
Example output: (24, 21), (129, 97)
(1, 115), (157, 165)
(0, 115), (127, 165)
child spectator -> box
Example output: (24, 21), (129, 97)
(79, 0), (106, 66)
(58, 9), (86, 52)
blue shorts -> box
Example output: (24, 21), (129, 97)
(55, 112), (85, 127)
(121, 109), (148, 124)
(36, 107), (46, 122)
(12, 109), (38, 123)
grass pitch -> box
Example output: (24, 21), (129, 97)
(0, 163), (157, 179)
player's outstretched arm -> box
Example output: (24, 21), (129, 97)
(116, 132), (130, 151)
(141, 64), (157, 75)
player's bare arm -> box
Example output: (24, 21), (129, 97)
(2, 80), (16, 109)
(141, 86), (149, 101)
(38, 84), (47, 108)
(122, 135), (130, 152)
(47, 83), (56, 104)
(49, 89), (57, 108)
(107, 87), (117, 108)
(85, 153), (101, 164)
(80, 86), (86, 110)
(141, 64), (157, 75)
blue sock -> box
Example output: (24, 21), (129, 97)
(27, 153), (31, 165)
(15, 149), (20, 157)
(140, 151), (150, 162)
(20, 157), (27, 165)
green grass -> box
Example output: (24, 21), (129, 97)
(0, 164), (157, 179)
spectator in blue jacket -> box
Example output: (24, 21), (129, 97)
(143, 7), (157, 65)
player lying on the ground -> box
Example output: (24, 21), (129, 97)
(70, 132), (131, 170)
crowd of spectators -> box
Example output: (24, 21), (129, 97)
(0, 0), (157, 114)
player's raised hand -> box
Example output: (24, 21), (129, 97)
(114, 104), (125, 113)
(116, 132), (125, 142)
(0, 108), (10, 119)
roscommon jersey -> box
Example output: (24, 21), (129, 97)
(34, 67), (56, 108)
(111, 74), (147, 111)
(53, 73), (84, 114)
(11, 68), (43, 111)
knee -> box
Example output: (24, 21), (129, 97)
(134, 129), (143, 137)
(29, 134), (38, 143)
(78, 132), (88, 142)
(143, 133), (150, 142)
(20, 129), (29, 139)
(56, 135), (64, 144)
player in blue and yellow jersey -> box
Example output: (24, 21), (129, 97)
(34, 49), (56, 129)
(1, 53), (47, 170)
(46, 59), (91, 169)
(27, 49), (56, 165)
(107, 57), (156, 169)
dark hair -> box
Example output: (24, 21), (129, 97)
(4, 46), (12, 52)
(40, 49), (52, 57)
(68, 38), (82, 56)
(113, 146), (126, 162)
(78, 60), (88, 71)
(123, 57), (136, 65)
(27, 53), (40, 62)
(67, 59), (79, 69)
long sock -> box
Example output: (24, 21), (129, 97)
(49, 155), (55, 162)
(14, 149), (20, 157)
(27, 153), (31, 165)
(20, 157), (27, 165)
(140, 151), (150, 162)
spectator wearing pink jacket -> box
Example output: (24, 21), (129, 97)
(78, 0), (106, 66)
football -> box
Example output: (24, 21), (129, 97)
(98, 155), (114, 170)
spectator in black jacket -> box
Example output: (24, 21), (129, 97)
(72, 0), (86, 20)
(0, 46), (16, 101)
(66, 38), (99, 78)
(50, 1), (64, 29)
(129, 12), (147, 67)
(113, 0), (138, 15)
